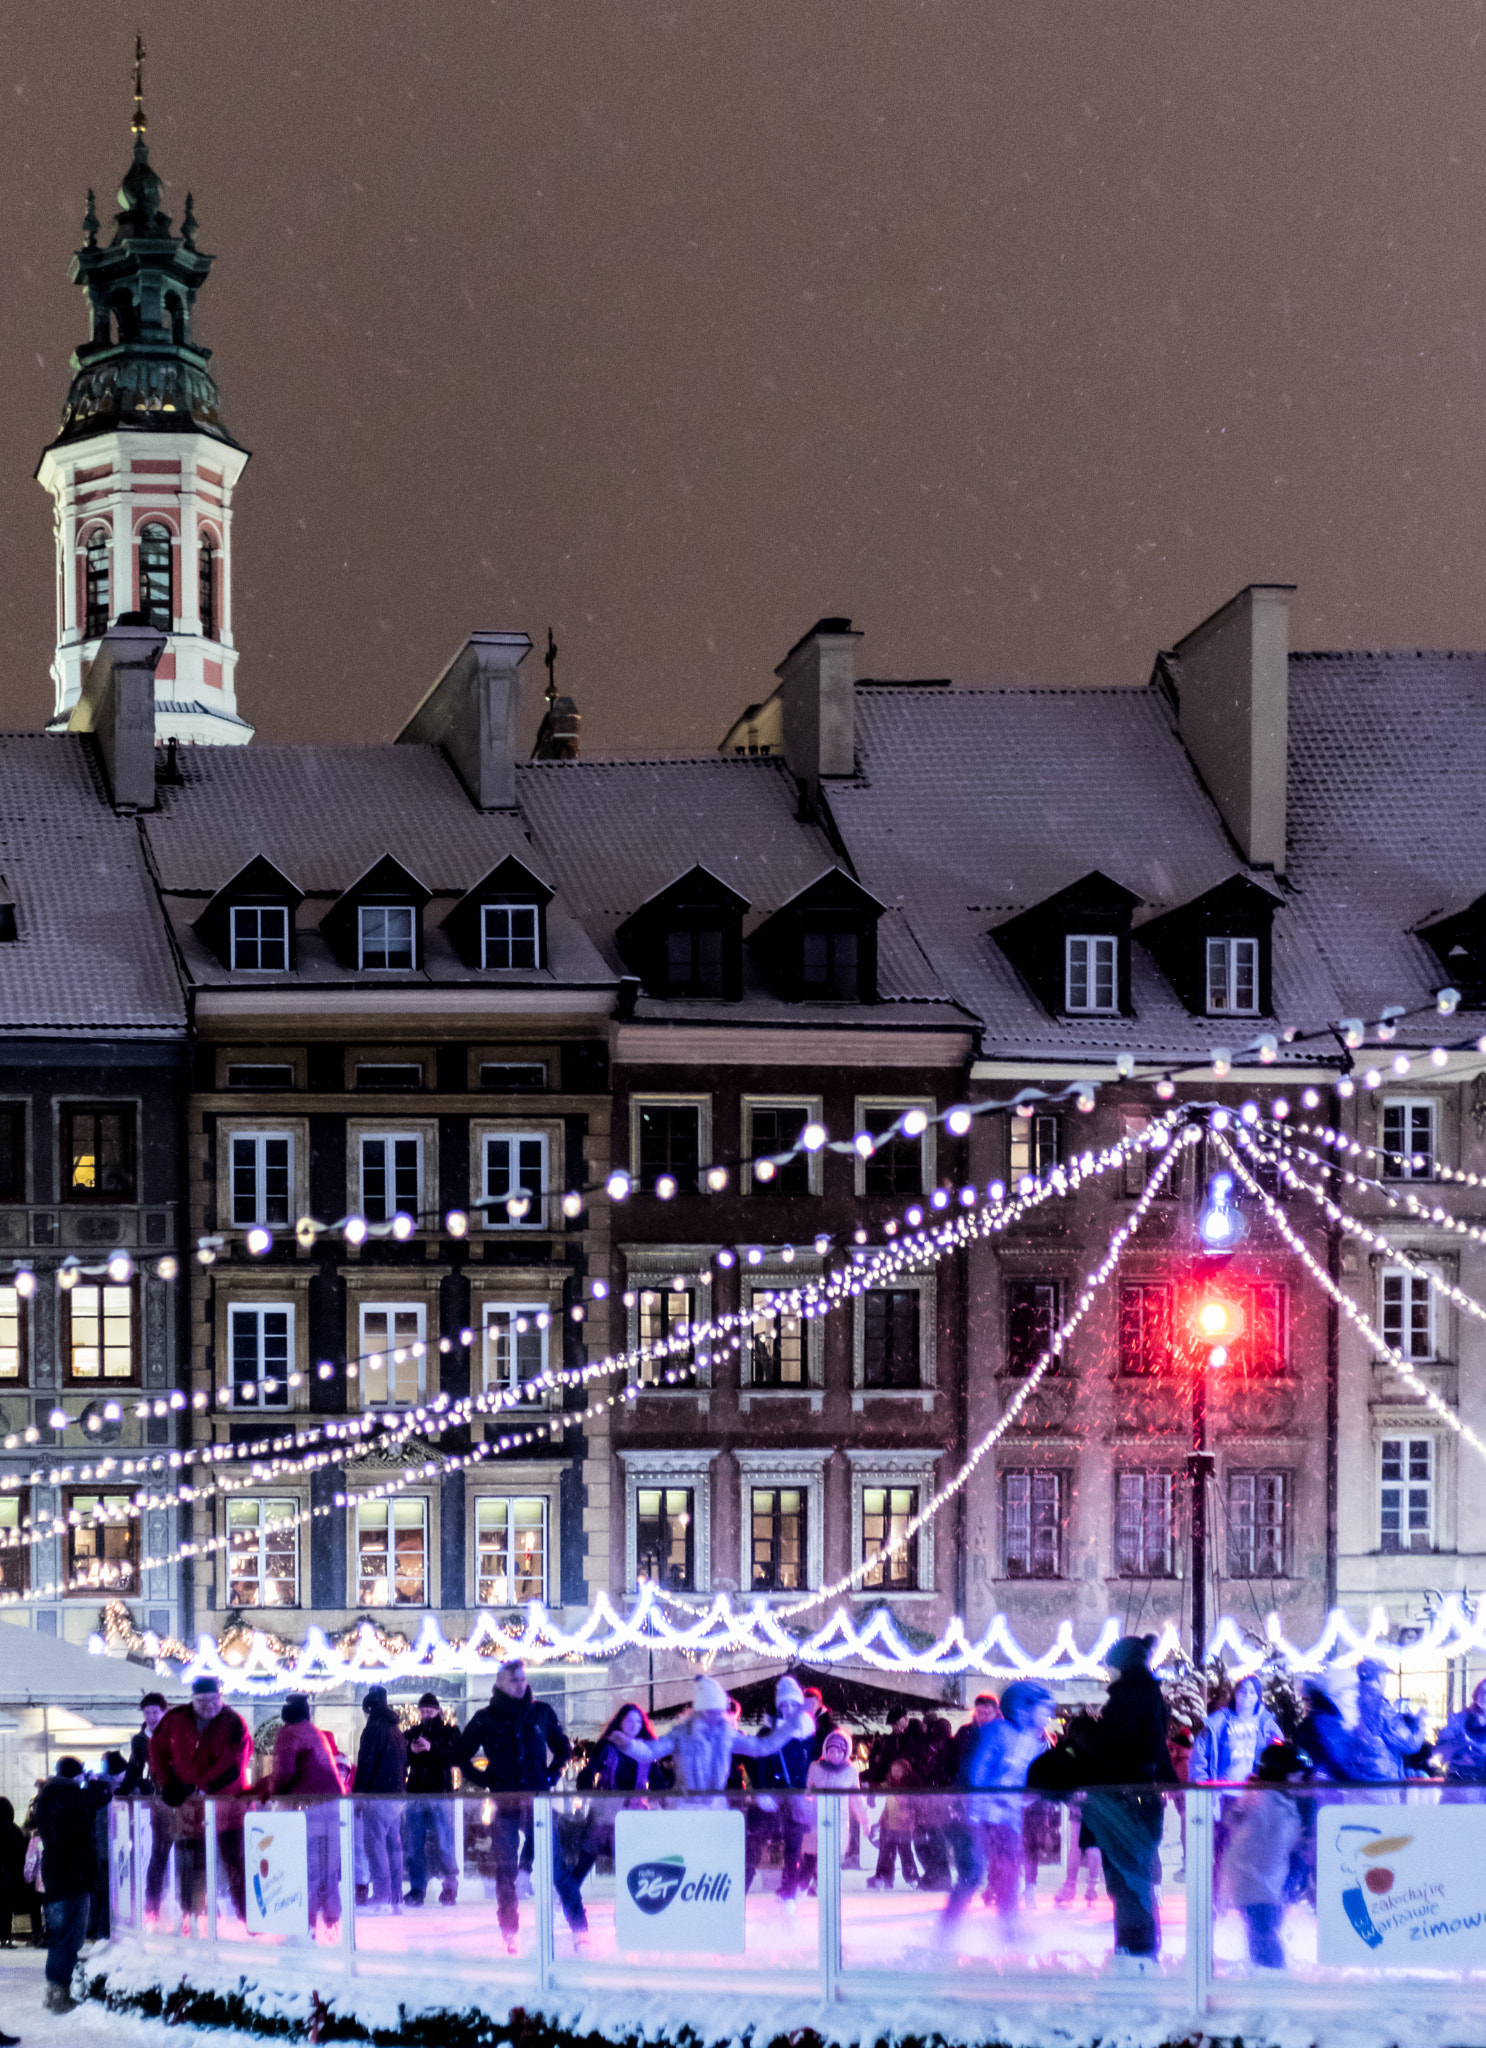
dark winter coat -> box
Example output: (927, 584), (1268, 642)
(577, 1737), (647, 1795)
(1295, 1698), (1353, 1781)
(0, 1802), (23, 1904)
(354, 1704), (407, 1795)
(118, 1728), (154, 1797)
(405, 1717), (458, 1796)
(32, 1777), (110, 1900)
(1077, 1668), (1176, 1787)
(456, 1687), (572, 1793)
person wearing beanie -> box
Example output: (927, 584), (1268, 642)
(257, 1693), (344, 1933)
(801, 1728), (872, 1895)
(33, 1757), (111, 2013)
(148, 1676), (253, 1930)
(1062, 1635), (1175, 1972)
(612, 1671), (816, 1805)
(455, 1660), (584, 1950)
(402, 1693), (458, 1908)
(354, 1686), (407, 1914)
(942, 1680), (1056, 1934)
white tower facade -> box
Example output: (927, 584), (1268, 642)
(36, 81), (252, 746)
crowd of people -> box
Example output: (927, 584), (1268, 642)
(17, 1643), (1486, 2016)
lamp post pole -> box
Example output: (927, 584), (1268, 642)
(1188, 1364), (1215, 1663)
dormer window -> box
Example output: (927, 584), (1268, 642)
(749, 869), (883, 1005)
(617, 865), (748, 1002)
(359, 905), (415, 970)
(231, 905), (289, 972)
(667, 927), (724, 996)
(802, 929), (858, 999)
(1065, 935), (1117, 1013)
(1207, 937), (1258, 1015)
(483, 903), (540, 970)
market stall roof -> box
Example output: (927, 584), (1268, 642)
(0, 1628), (187, 1709)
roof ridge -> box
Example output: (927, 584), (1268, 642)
(1290, 648), (1486, 663)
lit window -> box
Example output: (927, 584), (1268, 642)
(138, 522), (173, 632)
(1002, 1470), (1062, 1578)
(1381, 1267), (1435, 1361)
(230, 906), (289, 971)
(862, 1288), (920, 1388)
(475, 1497), (546, 1605)
(67, 1491), (137, 1594)
(0, 1495), (26, 1596)
(68, 1285), (133, 1381)
(1382, 1100), (1436, 1180)
(481, 904), (540, 970)
(1005, 1280), (1056, 1379)
(1115, 1470), (1174, 1577)
(483, 1132), (546, 1227)
(358, 905), (416, 970)
(801, 929), (859, 999)
(1009, 1112), (1059, 1185)
(360, 1304), (426, 1406)
(750, 1301), (804, 1386)
(1228, 1471), (1286, 1577)
(636, 1104), (701, 1192)
(356, 1497), (427, 1605)
(1380, 1438), (1433, 1553)
(63, 1104), (134, 1201)
(636, 1487), (693, 1589)
(481, 1304), (548, 1399)
(862, 1486), (918, 1589)
(1119, 1283), (1172, 1376)
(83, 531), (111, 639)
(227, 1498), (298, 1606)
(751, 1487), (806, 1592)
(228, 1304), (292, 1409)
(360, 1134), (420, 1224)
(665, 928), (724, 995)
(637, 1286), (695, 1384)
(231, 1132), (291, 1227)
(1065, 934), (1118, 1013)
(1206, 937), (1259, 1015)
(0, 1287), (25, 1382)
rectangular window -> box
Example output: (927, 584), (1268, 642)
(480, 1063), (547, 1091)
(1233, 1283), (1287, 1377)
(475, 1496), (547, 1605)
(1009, 1112), (1059, 1187)
(356, 1497), (428, 1605)
(749, 1104), (811, 1195)
(1381, 1267), (1435, 1361)
(1003, 1470), (1062, 1578)
(230, 1132), (291, 1227)
(360, 1133), (420, 1224)
(1122, 1113), (1184, 1198)
(482, 1304), (548, 1400)
(1065, 934), (1118, 1014)
(1116, 1470), (1175, 1577)
(0, 1494), (26, 1596)
(1380, 1438), (1433, 1553)
(862, 1486), (918, 1589)
(862, 1288), (921, 1388)
(1382, 1100), (1437, 1181)
(638, 1285), (695, 1383)
(0, 1106), (24, 1200)
(636, 1486), (694, 1589)
(230, 905), (290, 972)
(636, 1104), (701, 1192)
(750, 1301), (804, 1386)
(355, 1063), (423, 1091)
(358, 905), (416, 970)
(1006, 1279), (1057, 1378)
(665, 927), (724, 995)
(226, 1498), (299, 1607)
(863, 1108), (924, 1197)
(483, 1132), (547, 1227)
(1228, 1471), (1287, 1577)
(67, 1284), (134, 1382)
(801, 929), (859, 999)
(228, 1304), (292, 1409)
(1206, 936), (1259, 1015)
(1119, 1283), (1172, 1376)
(360, 1304), (426, 1407)
(67, 1491), (137, 1595)
(63, 1104), (135, 1201)
(226, 1065), (295, 1090)
(481, 904), (541, 969)
(0, 1286), (25, 1383)
(751, 1486), (806, 1592)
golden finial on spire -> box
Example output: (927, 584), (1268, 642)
(131, 32), (147, 142)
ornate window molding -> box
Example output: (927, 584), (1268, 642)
(851, 1268), (937, 1411)
(844, 1446), (939, 1596)
(619, 1447), (721, 1594)
(733, 1446), (832, 1595)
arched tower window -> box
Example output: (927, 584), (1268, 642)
(198, 537), (217, 641)
(82, 531), (111, 640)
(138, 523), (173, 633)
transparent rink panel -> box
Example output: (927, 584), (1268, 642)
(841, 1789), (1188, 1980)
(1209, 1783), (1486, 1988)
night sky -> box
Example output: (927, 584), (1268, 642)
(3, 3), (1485, 754)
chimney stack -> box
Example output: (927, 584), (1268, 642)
(397, 631), (533, 810)
(67, 617), (166, 811)
(777, 616), (861, 811)
(1167, 584), (1294, 873)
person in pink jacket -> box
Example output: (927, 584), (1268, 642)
(257, 1694), (343, 1934)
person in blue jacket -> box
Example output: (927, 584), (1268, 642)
(942, 1679), (1055, 1930)
(1189, 1676), (1282, 1786)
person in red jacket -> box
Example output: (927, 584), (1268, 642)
(148, 1675), (253, 1926)
(257, 1693), (343, 1934)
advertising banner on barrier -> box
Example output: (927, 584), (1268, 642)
(1318, 1803), (1486, 1967)
(614, 1809), (746, 1954)
(244, 1811), (309, 1940)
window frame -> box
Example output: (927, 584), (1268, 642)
(742, 1095), (823, 1196)
(1005, 1277), (1059, 1379)
(229, 904), (291, 973)
(1001, 1467), (1066, 1580)
(137, 520), (174, 633)
(479, 1299), (554, 1406)
(620, 1449), (720, 1593)
(852, 1271), (937, 1406)
(1380, 1263), (1438, 1363)
(480, 1128), (549, 1231)
(1064, 933), (1119, 1014)
(224, 1301), (296, 1411)
(65, 1488), (139, 1598)
(1119, 1281), (1174, 1377)
(748, 1484), (810, 1594)
(1226, 1468), (1288, 1578)
(621, 1247), (717, 1395)
(64, 1280), (138, 1386)
(82, 526), (111, 640)
(225, 1495), (301, 1608)
(61, 1101), (137, 1203)
(357, 1128), (425, 1225)
(1381, 1098), (1439, 1182)
(1114, 1468), (1177, 1579)
(630, 1095), (711, 1194)
(353, 1493), (431, 1608)
(199, 534), (218, 641)
(1205, 935), (1260, 1016)
(852, 1096), (936, 1199)
(0, 1487), (29, 1598)
(229, 1129), (293, 1228)
(473, 1493), (549, 1607)
(1380, 1435), (1435, 1554)
(0, 1103), (25, 1202)
(733, 1449), (829, 1595)
(846, 1449), (938, 1595)
(0, 1282), (26, 1387)
(480, 902), (543, 971)
(1009, 1111), (1060, 1188)
(357, 1300), (429, 1409)
(357, 902), (418, 972)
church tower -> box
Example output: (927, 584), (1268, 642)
(36, 46), (252, 744)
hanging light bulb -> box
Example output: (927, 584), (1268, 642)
(1196, 1171), (1245, 1249)
(245, 1227), (272, 1257)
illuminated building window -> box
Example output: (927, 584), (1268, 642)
(356, 1497), (427, 1605)
(475, 1496), (546, 1605)
(227, 1498), (298, 1606)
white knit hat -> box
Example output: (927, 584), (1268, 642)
(693, 1676), (729, 1712)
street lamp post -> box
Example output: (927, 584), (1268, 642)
(1188, 1366), (1216, 1664)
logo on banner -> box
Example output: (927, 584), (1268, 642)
(1319, 1806), (1486, 1968)
(614, 1810), (746, 1954)
(626, 1854), (734, 1916)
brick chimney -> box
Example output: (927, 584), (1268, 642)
(398, 631), (533, 810)
(776, 616), (861, 811)
(67, 616), (166, 812)
(1166, 585), (1295, 873)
